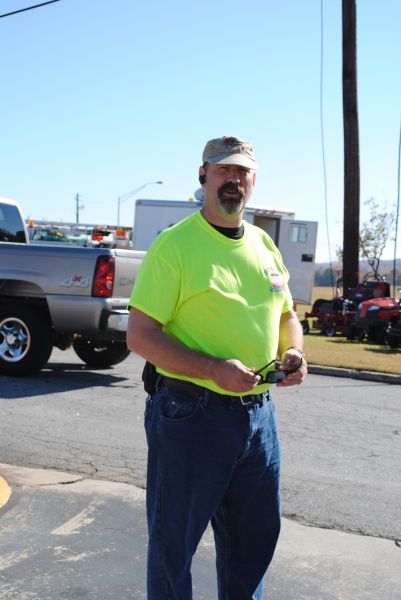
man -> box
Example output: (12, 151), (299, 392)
(127, 136), (307, 599)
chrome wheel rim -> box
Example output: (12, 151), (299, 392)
(0, 317), (31, 362)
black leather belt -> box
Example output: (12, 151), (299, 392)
(161, 377), (269, 406)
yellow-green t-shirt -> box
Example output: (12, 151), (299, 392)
(129, 210), (293, 394)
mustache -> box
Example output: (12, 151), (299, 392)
(218, 182), (245, 196)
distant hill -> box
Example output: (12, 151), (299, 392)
(314, 259), (401, 286)
(315, 258), (401, 271)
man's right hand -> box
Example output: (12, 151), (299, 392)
(211, 359), (261, 393)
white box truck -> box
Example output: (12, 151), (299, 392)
(132, 198), (318, 305)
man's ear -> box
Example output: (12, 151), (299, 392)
(199, 166), (207, 185)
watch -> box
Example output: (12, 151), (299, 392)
(285, 346), (305, 358)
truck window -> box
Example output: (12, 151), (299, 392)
(0, 204), (27, 243)
(288, 224), (307, 243)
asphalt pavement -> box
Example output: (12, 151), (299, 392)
(1, 366), (401, 599)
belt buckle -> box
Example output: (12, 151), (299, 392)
(239, 395), (256, 406)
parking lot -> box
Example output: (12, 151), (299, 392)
(1, 348), (401, 599)
(1, 347), (400, 540)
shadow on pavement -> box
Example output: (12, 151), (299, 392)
(0, 362), (136, 399)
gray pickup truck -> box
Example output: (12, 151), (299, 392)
(0, 197), (143, 376)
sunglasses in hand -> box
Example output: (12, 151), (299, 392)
(254, 357), (303, 384)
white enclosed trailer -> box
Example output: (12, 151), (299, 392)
(132, 199), (318, 304)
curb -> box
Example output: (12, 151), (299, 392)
(0, 475), (11, 509)
(308, 364), (401, 385)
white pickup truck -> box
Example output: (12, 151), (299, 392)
(0, 197), (144, 376)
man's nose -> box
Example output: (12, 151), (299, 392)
(226, 168), (241, 182)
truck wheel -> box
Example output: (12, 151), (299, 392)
(0, 304), (53, 376)
(73, 338), (130, 368)
(325, 325), (336, 337)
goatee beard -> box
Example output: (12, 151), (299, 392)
(217, 182), (245, 215)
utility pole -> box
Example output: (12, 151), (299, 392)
(342, 0), (360, 294)
(75, 193), (84, 223)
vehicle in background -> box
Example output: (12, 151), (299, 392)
(27, 220), (133, 249)
(0, 197), (29, 243)
(132, 198), (318, 305)
(0, 197), (143, 376)
(31, 225), (90, 246)
(113, 227), (133, 249)
(302, 276), (391, 337)
(347, 283), (400, 344)
(90, 227), (115, 248)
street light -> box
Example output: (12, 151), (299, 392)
(117, 180), (163, 226)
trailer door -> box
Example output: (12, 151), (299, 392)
(277, 220), (318, 305)
(133, 200), (202, 250)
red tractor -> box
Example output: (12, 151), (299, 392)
(347, 289), (401, 344)
(301, 276), (390, 338)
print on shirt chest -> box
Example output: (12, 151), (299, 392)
(198, 261), (286, 297)
(263, 266), (286, 293)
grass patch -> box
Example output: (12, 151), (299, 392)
(297, 287), (401, 375)
(303, 333), (401, 374)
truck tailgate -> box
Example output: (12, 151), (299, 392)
(112, 249), (145, 299)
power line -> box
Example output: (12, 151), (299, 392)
(0, 0), (61, 19)
(320, 0), (335, 290)
(393, 118), (401, 291)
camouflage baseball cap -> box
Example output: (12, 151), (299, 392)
(202, 136), (259, 170)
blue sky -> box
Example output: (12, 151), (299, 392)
(1, 0), (400, 263)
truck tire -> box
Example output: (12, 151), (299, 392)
(73, 338), (130, 368)
(0, 304), (53, 376)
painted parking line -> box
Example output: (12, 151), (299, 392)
(0, 476), (11, 508)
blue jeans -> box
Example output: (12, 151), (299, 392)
(144, 378), (281, 600)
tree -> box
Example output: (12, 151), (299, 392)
(314, 267), (337, 286)
(359, 198), (395, 278)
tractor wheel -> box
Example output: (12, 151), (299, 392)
(346, 324), (364, 342)
(356, 330), (366, 342)
(346, 324), (355, 340)
(388, 333), (400, 349)
(367, 327), (387, 345)
(301, 320), (310, 335)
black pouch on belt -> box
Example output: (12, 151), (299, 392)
(142, 361), (158, 395)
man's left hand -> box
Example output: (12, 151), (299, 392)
(276, 349), (307, 387)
